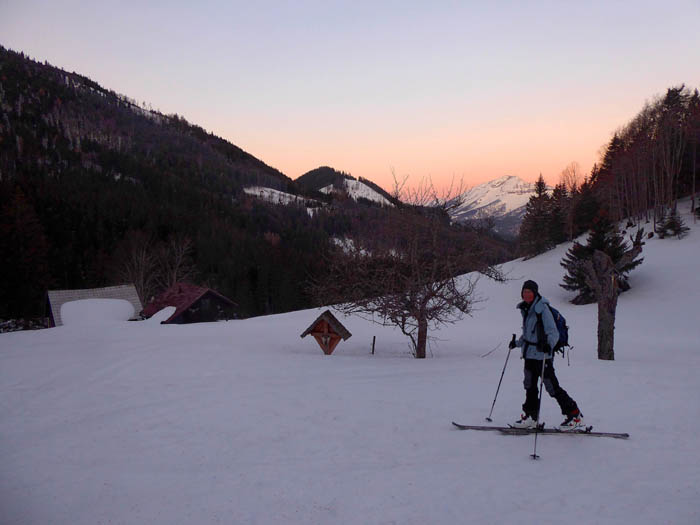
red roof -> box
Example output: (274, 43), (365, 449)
(141, 282), (236, 323)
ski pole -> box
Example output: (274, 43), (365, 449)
(531, 353), (549, 460)
(485, 334), (516, 422)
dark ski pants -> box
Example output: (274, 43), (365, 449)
(522, 358), (578, 420)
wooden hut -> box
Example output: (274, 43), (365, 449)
(141, 282), (237, 324)
(300, 310), (352, 355)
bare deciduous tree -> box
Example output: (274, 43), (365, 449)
(312, 176), (505, 358)
(115, 233), (198, 305)
(114, 231), (160, 304)
(155, 235), (198, 292)
(560, 161), (583, 194)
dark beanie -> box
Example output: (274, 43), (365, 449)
(522, 280), (539, 296)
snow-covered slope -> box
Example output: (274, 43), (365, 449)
(450, 175), (536, 236)
(243, 186), (320, 207)
(320, 178), (394, 206)
(243, 186), (323, 216)
(1, 203), (699, 524)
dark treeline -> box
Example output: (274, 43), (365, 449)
(518, 173), (599, 258)
(519, 85), (700, 258)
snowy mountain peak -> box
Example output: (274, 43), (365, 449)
(449, 175), (537, 237)
(489, 174), (530, 189)
(452, 176), (535, 216)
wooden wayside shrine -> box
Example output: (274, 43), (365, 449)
(300, 310), (352, 355)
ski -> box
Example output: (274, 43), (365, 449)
(452, 423), (500, 431)
(500, 426), (629, 439)
(451, 422), (543, 432)
(452, 421), (629, 439)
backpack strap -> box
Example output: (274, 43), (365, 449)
(535, 310), (547, 352)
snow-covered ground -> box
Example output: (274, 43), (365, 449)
(2, 204), (699, 524)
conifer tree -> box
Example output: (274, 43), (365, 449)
(549, 183), (569, 244)
(655, 208), (690, 239)
(575, 229), (645, 360)
(570, 178), (599, 238)
(518, 174), (552, 257)
(560, 212), (643, 304)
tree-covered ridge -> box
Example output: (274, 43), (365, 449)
(0, 45), (293, 195)
(518, 85), (699, 262)
(295, 166), (355, 193)
(591, 85), (700, 223)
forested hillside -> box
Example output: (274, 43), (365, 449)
(0, 47), (511, 321)
(517, 85), (700, 258)
(0, 47), (330, 318)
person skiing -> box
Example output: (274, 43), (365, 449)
(510, 280), (584, 431)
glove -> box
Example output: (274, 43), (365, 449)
(541, 343), (551, 354)
(508, 339), (517, 350)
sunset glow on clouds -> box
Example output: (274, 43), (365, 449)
(3, 1), (699, 191)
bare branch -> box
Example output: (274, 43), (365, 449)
(311, 202), (504, 358)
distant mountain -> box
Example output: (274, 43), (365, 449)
(449, 175), (536, 237)
(296, 167), (394, 207)
(296, 166), (354, 193)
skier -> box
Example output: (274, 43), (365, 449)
(510, 280), (584, 431)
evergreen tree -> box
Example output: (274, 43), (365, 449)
(549, 183), (569, 245)
(570, 178), (600, 237)
(518, 174), (552, 257)
(655, 208), (690, 239)
(560, 212), (643, 304)
(574, 229), (645, 360)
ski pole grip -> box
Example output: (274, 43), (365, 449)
(508, 333), (516, 349)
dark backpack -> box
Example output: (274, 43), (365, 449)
(536, 305), (569, 354)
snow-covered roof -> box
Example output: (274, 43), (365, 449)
(47, 284), (142, 327)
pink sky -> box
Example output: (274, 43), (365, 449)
(2, 1), (699, 191)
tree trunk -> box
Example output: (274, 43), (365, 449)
(579, 252), (623, 361)
(415, 316), (428, 359)
(597, 289), (618, 361)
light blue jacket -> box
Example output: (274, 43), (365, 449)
(515, 295), (559, 360)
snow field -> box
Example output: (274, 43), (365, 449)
(1, 203), (699, 524)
